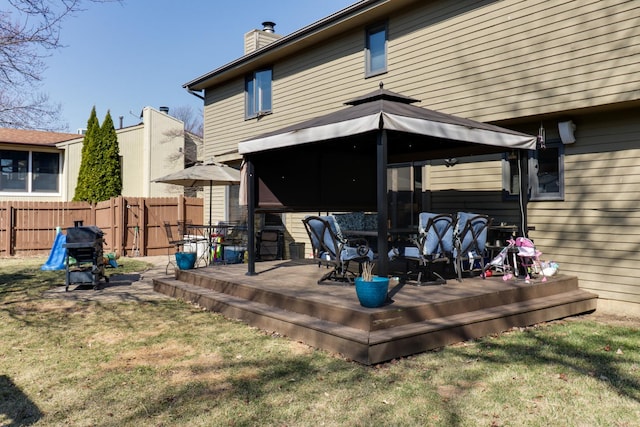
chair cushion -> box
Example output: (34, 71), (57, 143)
(362, 213), (378, 231)
(419, 212), (454, 255)
(333, 212), (364, 232)
(455, 212), (488, 255)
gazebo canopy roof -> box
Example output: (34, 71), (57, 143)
(240, 86), (536, 212)
(239, 86), (536, 160)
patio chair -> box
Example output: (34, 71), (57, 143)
(403, 212), (455, 285)
(302, 215), (374, 285)
(163, 221), (190, 274)
(453, 212), (491, 281)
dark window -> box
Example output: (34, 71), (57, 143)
(0, 150), (29, 192)
(388, 162), (424, 229)
(503, 140), (564, 201)
(245, 68), (272, 119)
(366, 23), (387, 77)
(1, 150), (60, 193)
(32, 152), (60, 192)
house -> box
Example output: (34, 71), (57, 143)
(183, 1), (640, 316)
(1, 106), (202, 202)
(0, 128), (78, 200)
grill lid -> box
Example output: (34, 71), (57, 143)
(66, 225), (104, 243)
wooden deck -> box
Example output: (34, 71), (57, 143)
(153, 259), (598, 365)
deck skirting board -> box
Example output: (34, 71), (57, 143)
(153, 262), (597, 365)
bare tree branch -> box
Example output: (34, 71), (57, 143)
(0, 0), (119, 130)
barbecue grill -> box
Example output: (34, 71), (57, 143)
(63, 224), (108, 291)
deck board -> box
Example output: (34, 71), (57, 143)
(153, 259), (598, 364)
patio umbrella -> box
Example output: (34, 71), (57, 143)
(153, 162), (241, 229)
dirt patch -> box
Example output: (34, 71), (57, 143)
(567, 311), (639, 328)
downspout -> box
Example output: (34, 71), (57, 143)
(518, 149), (529, 237)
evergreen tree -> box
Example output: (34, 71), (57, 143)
(73, 107), (100, 202)
(99, 111), (122, 199)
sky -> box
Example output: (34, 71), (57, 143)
(42, 0), (356, 132)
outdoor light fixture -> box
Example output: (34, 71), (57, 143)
(444, 158), (458, 167)
(537, 123), (546, 148)
(558, 120), (576, 144)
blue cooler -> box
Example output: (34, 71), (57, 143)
(224, 246), (245, 264)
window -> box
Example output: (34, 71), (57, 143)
(245, 68), (272, 119)
(0, 150), (28, 191)
(366, 23), (387, 77)
(502, 140), (564, 201)
(0, 150), (60, 194)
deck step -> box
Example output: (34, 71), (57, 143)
(154, 277), (597, 364)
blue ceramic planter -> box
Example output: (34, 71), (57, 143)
(354, 276), (389, 308)
(175, 252), (196, 270)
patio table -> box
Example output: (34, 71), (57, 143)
(185, 223), (248, 266)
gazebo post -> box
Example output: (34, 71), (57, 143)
(518, 149), (530, 238)
(246, 158), (257, 276)
(376, 129), (389, 277)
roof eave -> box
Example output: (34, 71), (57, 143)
(183, 0), (416, 91)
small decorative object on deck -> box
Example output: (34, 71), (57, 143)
(354, 262), (389, 308)
(175, 252), (197, 270)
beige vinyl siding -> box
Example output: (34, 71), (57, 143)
(116, 126), (145, 197)
(386, 0), (640, 122)
(527, 109), (640, 306)
(204, 27), (368, 161)
(62, 141), (83, 201)
(203, 82), (246, 162)
(205, 0), (639, 161)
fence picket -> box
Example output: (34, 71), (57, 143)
(0, 196), (203, 257)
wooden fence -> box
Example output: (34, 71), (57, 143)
(0, 196), (203, 257)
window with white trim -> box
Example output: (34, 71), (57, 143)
(365, 23), (387, 77)
(1, 150), (60, 194)
(245, 68), (272, 119)
(502, 140), (564, 201)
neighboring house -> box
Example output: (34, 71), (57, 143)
(0, 106), (201, 201)
(0, 128), (78, 201)
(184, 1), (640, 315)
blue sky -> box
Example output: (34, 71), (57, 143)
(43, 0), (356, 132)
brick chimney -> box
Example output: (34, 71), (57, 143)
(244, 21), (282, 54)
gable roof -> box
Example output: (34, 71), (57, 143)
(0, 128), (79, 147)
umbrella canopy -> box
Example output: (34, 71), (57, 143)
(153, 162), (241, 187)
(153, 162), (241, 228)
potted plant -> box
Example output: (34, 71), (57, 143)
(354, 262), (389, 308)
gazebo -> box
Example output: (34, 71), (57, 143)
(239, 85), (538, 277)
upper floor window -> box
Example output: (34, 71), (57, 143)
(245, 68), (272, 119)
(502, 140), (564, 201)
(366, 23), (387, 77)
(1, 150), (60, 194)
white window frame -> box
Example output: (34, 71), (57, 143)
(0, 149), (61, 195)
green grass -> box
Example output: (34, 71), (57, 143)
(1, 258), (639, 426)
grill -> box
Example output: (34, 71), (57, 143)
(63, 224), (108, 291)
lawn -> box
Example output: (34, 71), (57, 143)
(1, 257), (639, 426)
